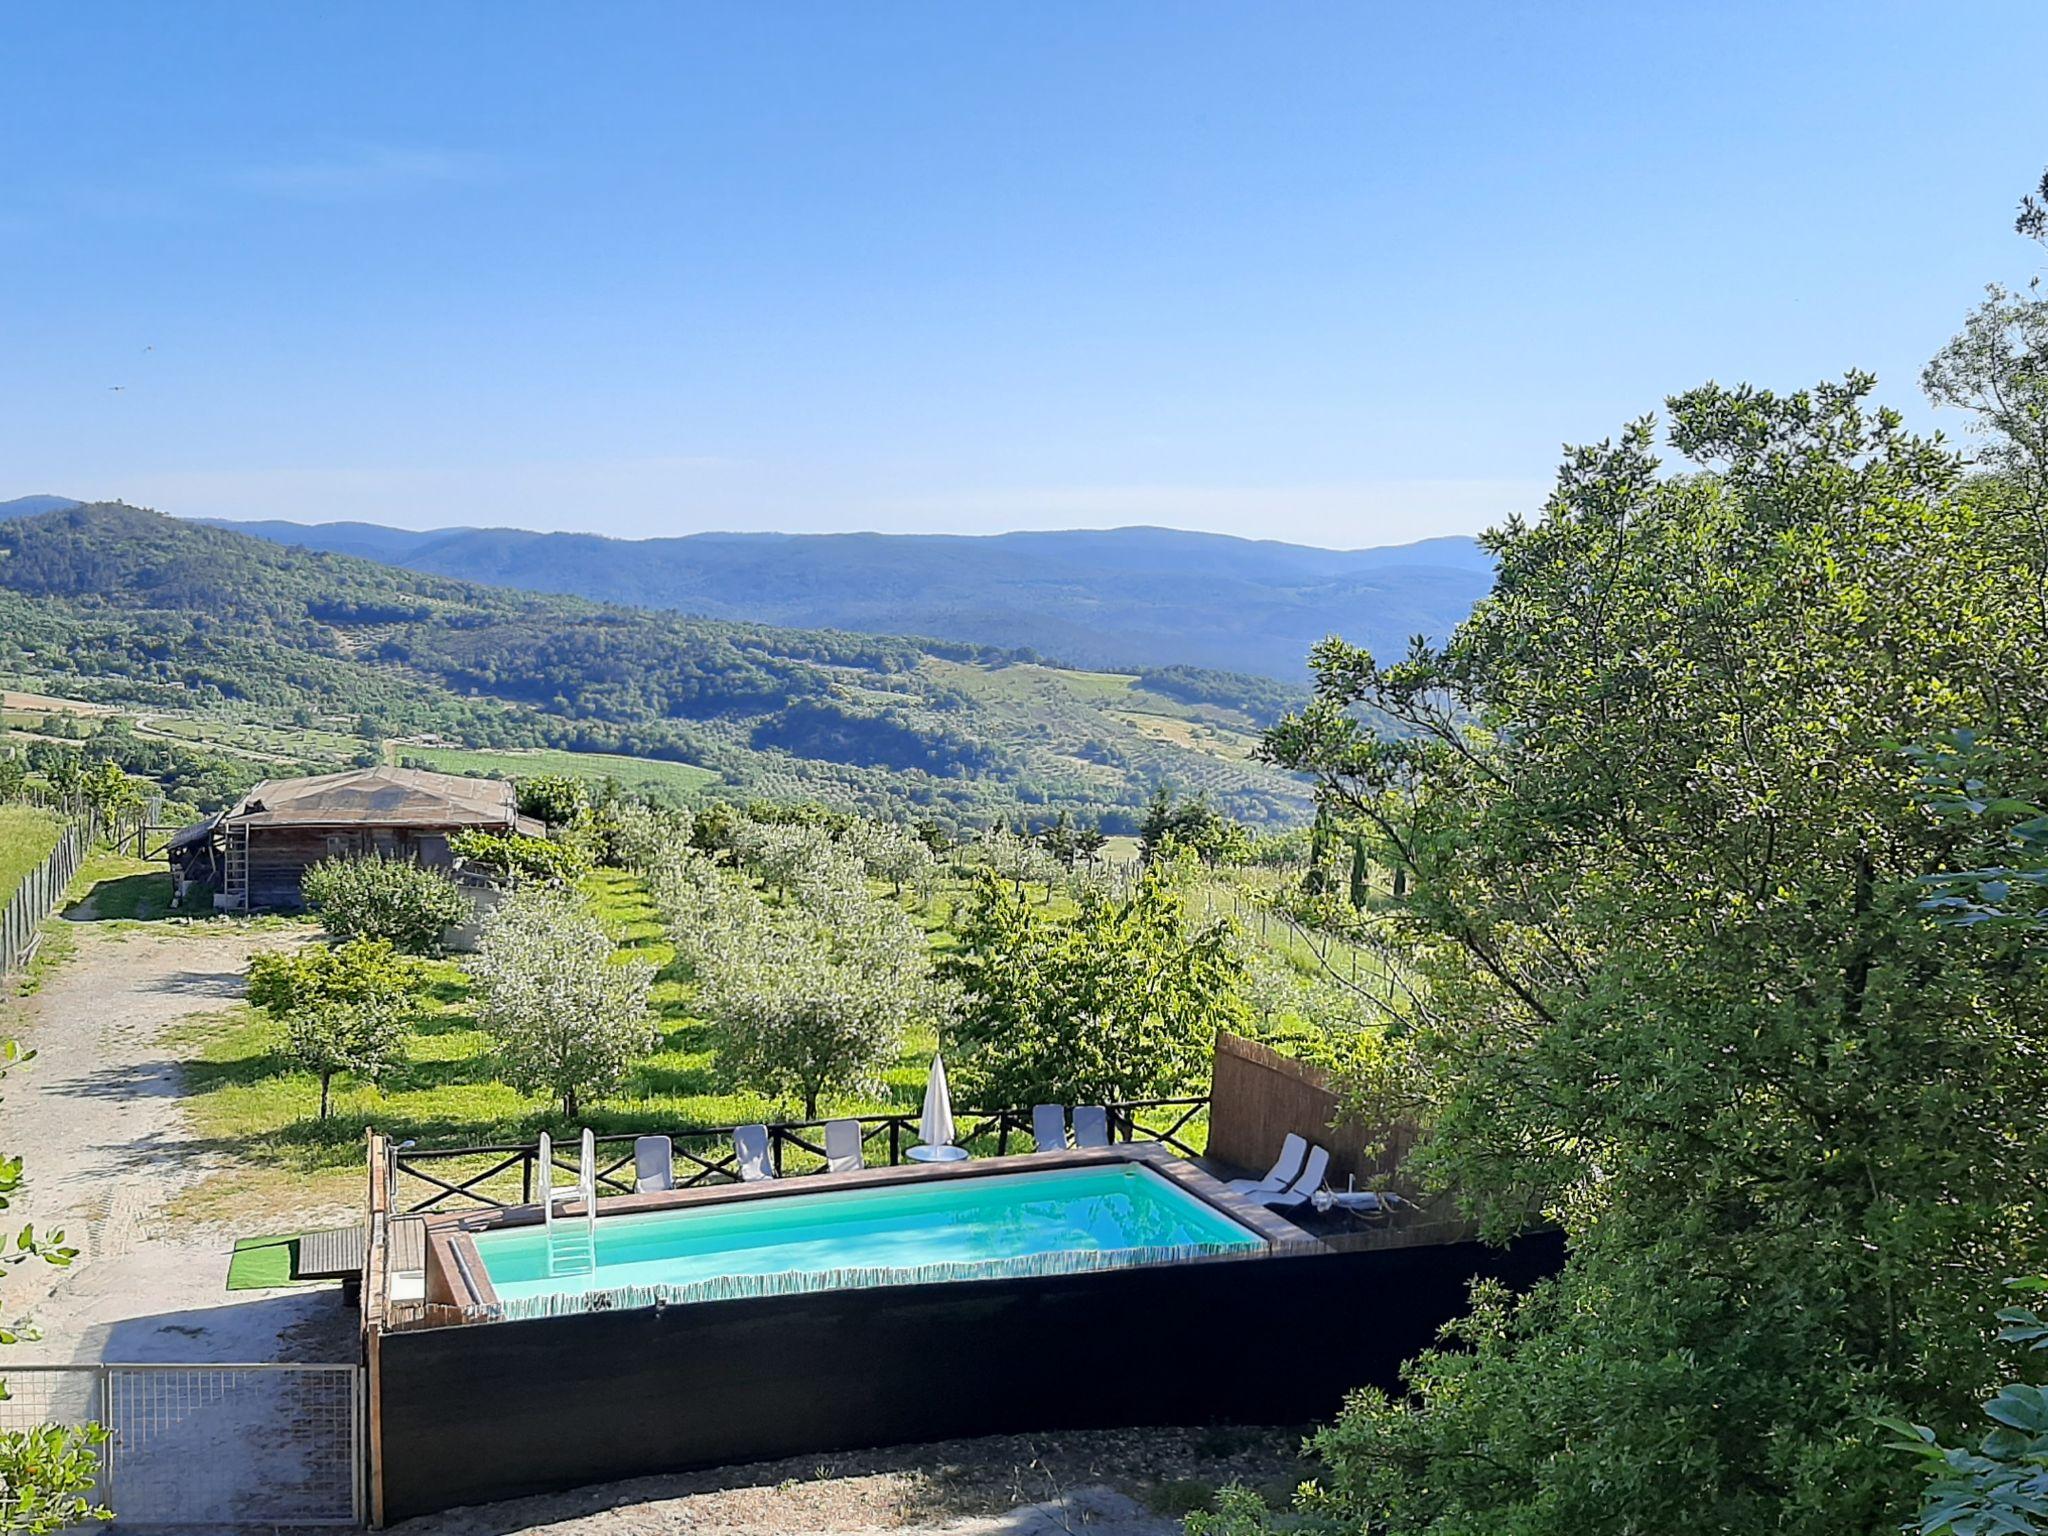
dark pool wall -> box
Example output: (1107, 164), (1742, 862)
(374, 1231), (1564, 1521)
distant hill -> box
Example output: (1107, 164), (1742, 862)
(0, 495), (82, 519)
(0, 502), (1325, 830)
(200, 519), (1495, 681)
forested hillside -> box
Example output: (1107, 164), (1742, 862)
(200, 518), (1494, 681)
(0, 502), (1317, 829)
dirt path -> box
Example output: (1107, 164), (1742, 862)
(2, 922), (357, 1364)
(390, 1428), (1308, 1536)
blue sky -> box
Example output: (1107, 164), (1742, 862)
(3, 3), (2044, 548)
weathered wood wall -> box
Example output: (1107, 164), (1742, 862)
(244, 825), (462, 910)
(1206, 1031), (1416, 1191)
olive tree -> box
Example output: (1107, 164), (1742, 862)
(469, 888), (657, 1118)
(247, 939), (419, 1118)
(971, 825), (1058, 896)
(692, 865), (937, 1117)
(843, 818), (934, 900)
(730, 819), (872, 904)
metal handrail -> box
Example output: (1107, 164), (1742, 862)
(388, 1097), (1211, 1214)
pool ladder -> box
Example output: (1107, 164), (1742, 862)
(538, 1128), (598, 1277)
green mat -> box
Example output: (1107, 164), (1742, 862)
(226, 1235), (299, 1291)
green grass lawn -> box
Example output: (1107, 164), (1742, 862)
(0, 805), (65, 907)
(225, 1234), (300, 1290)
(61, 850), (174, 919)
(390, 745), (720, 803)
(171, 867), (946, 1213)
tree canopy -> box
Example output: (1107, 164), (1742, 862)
(1251, 364), (2048, 1533)
(944, 866), (1248, 1107)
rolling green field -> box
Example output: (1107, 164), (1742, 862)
(0, 805), (64, 907)
(930, 659), (1142, 706)
(388, 745), (721, 802)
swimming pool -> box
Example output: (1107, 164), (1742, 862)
(472, 1162), (1266, 1305)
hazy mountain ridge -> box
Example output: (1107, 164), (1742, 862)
(196, 518), (1495, 680)
(0, 494), (83, 519)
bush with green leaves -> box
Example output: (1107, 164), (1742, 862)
(1138, 787), (1249, 865)
(468, 887), (657, 1117)
(1033, 810), (1107, 871)
(944, 865), (1248, 1107)
(1884, 1277), (2048, 1536)
(514, 772), (585, 830)
(77, 759), (143, 832)
(0, 753), (30, 803)
(247, 940), (420, 1118)
(300, 853), (470, 954)
(448, 828), (589, 886)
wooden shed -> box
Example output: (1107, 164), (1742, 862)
(187, 766), (538, 911)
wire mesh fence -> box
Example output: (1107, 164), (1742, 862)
(0, 1363), (362, 1528)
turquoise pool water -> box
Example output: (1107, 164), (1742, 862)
(474, 1163), (1263, 1303)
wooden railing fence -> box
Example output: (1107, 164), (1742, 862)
(385, 1097), (1212, 1216)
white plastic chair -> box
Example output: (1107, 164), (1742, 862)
(1071, 1105), (1111, 1149)
(1031, 1104), (1068, 1153)
(1225, 1133), (1308, 1197)
(734, 1123), (775, 1181)
(634, 1135), (674, 1193)
(824, 1118), (864, 1174)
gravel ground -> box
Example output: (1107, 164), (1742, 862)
(2, 921), (357, 1365)
(388, 1426), (1312, 1536)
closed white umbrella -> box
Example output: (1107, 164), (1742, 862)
(918, 1053), (956, 1149)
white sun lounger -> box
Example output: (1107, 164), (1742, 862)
(1032, 1104), (1068, 1153)
(1225, 1133), (1308, 1197)
(1071, 1105), (1111, 1149)
(634, 1135), (674, 1193)
(1245, 1144), (1331, 1209)
(824, 1118), (864, 1174)
(734, 1123), (775, 1181)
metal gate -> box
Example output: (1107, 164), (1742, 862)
(0, 1363), (363, 1528)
